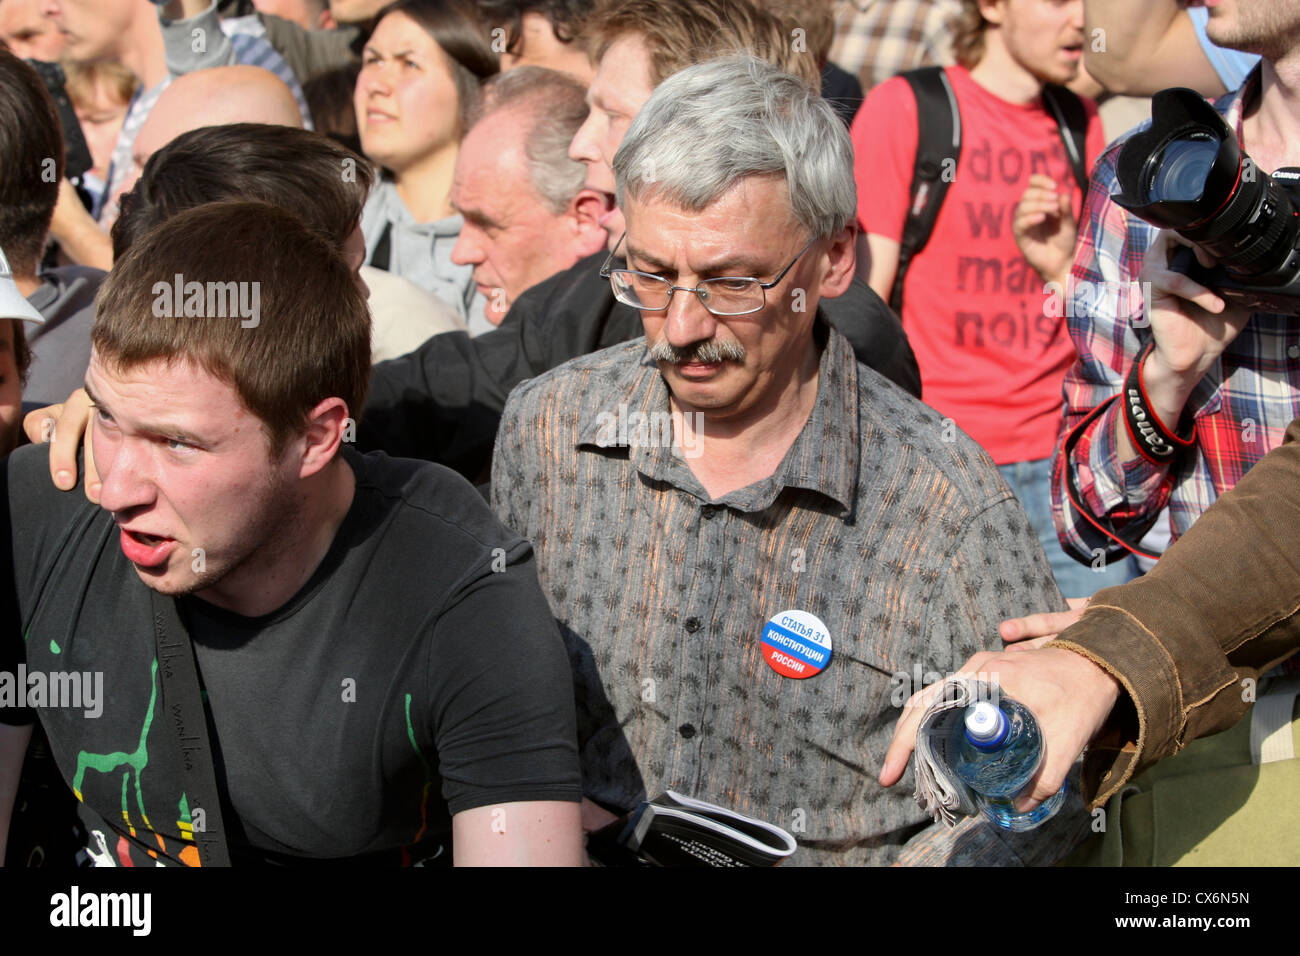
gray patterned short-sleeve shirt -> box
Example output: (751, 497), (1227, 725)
(492, 317), (1069, 865)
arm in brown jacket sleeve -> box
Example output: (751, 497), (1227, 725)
(1051, 416), (1300, 806)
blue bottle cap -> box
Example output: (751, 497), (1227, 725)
(964, 701), (1009, 750)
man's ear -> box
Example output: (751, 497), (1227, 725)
(815, 225), (857, 300)
(318, 9), (338, 30)
(976, 0), (1006, 28)
(569, 188), (613, 258)
(295, 396), (352, 479)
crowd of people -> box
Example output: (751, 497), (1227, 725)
(0, 0), (1295, 868)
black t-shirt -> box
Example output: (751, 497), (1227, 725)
(0, 445), (580, 865)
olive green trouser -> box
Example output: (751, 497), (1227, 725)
(1064, 677), (1300, 866)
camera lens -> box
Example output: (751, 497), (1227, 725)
(1146, 136), (1219, 203)
(1114, 87), (1300, 285)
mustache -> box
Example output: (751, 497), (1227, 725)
(647, 337), (747, 364)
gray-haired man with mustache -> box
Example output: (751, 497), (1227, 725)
(488, 56), (1081, 866)
(646, 335), (747, 366)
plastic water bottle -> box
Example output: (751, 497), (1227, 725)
(951, 697), (1066, 831)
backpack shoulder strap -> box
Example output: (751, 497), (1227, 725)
(1041, 83), (1090, 195)
(891, 66), (961, 315)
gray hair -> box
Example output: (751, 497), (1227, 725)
(478, 66), (589, 213)
(613, 55), (856, 238)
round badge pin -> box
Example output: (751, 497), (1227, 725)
(760, 609), (832, 679)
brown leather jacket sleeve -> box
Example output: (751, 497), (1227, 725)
(1048, 416), (1300, 807)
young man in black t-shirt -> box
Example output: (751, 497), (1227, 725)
(0, 201), (583, 866)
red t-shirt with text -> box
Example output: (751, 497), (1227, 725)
(852, 65), (1103, 465)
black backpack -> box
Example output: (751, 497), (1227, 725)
(888, 66), (1091, 314)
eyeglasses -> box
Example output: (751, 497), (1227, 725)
(599, 233), (817, 316)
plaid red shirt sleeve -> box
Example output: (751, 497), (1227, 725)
(1049, 137), (1176, 563)
(1051, 74), (1300, 563)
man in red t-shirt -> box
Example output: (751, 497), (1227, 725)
(852, 0), (1130, 597)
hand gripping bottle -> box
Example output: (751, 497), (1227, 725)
(951, 698), (1066, 831)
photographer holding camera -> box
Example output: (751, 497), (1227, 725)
(986, 3), (1300, 862)
(1049, 2), (1300, 579)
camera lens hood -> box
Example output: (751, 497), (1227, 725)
(1113, 88), (1243, 230)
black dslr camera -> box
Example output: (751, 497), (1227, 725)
(1111, 87), (1300, 315)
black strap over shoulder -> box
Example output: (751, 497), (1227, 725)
(891, 71), (1092, 315)
(891, 66), (960, 315)
(1041, 83), (1090, 196)
(150, 591), (231, 867)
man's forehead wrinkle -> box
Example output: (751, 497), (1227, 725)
(591, 60), (633, 113)
(82, 378), (103, 411)
(448, 173), (475, 217)
(459, 204), (499, 229)
(87, 356), (241, 436)
(624, 176), (799, 236)
(626, 239), (774, 277)
(453, 166), (513, 228)
(623, 179), (807, 279)
(625, 217), (768, 274)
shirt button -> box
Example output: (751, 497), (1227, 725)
(684, 616), (702, 633)
(679, 723), (697, 739)
(1289, 344), (1300, 359)
(701, 505), (718, 520)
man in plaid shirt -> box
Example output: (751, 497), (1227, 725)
(829, 0), (960, 93)
(1053, 7), (1300, 569)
